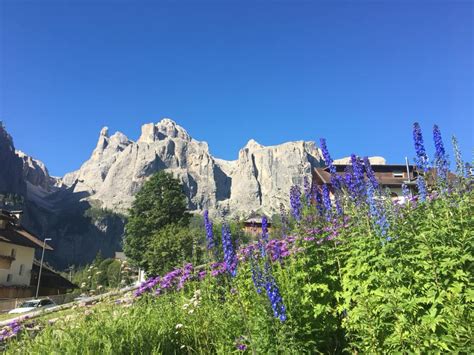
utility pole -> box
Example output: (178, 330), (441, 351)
(36, 238), (52, 299)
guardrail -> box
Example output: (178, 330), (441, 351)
(0, 285), (139, 328)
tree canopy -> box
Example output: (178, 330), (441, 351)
(123, 171), (190, 269)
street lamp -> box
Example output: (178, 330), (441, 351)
(35, 238), (52, 298)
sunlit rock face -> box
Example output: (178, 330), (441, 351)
(62, 118), (325, 217)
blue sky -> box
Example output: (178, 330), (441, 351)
(1, 1), (472, 176)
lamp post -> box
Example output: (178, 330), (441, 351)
(36, 238), (52, 299)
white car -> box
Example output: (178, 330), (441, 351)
(8, 299), (57, 314)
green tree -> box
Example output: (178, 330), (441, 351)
(123, 171), (190, 269)
(145, 223), (200, 275)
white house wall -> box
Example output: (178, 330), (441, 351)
(0, 241), (35, 286)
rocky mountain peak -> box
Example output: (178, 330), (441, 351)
(93, 128), (131, 156)
(243, 139), (263, 151)
(138, 119), (191, 144)
(156, 118), (191, 141)
(100, 126), (109, 137)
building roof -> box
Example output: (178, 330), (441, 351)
(31, 260), (77, 290)
(0, 210), (53, 250)
(313, 168), (332, 184)
(322, 164), (415, 173)
(244, 217), (271, 225)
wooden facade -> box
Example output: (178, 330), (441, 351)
(312, 163), (419, 198)
(243, 218), (272, 237)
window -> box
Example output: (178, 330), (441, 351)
(19, 264), (24, 275)
(393, 171), (404, 178)
(6, 274), (13, 282)
(40, 300), (54, 306)
(10, 249), (16, 258)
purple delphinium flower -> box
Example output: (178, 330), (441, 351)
(177, 263), (193, 290)
(366, 183), (390, 239)
(289, 185), (302, 221)
(198, 270), (207, 280)
(235, 337), (248, 352)
(363, 156), (379, 190)
(344, 171), (353, 189)
(263, 267), (287, 322)
(273, 240), (283, 262)
(417, 175), (428, 202)
(250, 255), (264, 294)
(320, 138), (336, 175)
(221, 224), (237, 277)
(331, 174), (343, 192)
(203, 210), (214, 250)
(413, 122), (429, 172)
(238, 243), (257, 262)
(160, 268), (182, 290)
(351, 154), (365, 196)
(0, 321), (23, 341)
(402, 183), (410, 200)
(236, 343), (247, 351)
(134, 276), (162, 297)
(210, 262), (227, 277)
(268, 239), (288, 262)
(321, 184), (332, 220)
(313, 185), (324, 216)
(320, 137), (344, 192)
(433, 125), (449, 183)
(261, 216), (269, 241)
(303, 176), (311, 205)
(344, 171), (358, 200)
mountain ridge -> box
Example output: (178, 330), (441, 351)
(60, 118), (324, 217)
(0, 119), (385, 268)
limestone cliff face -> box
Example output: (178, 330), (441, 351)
(0, 124), (124, 269)
(63, 119), (324, 217)
(15, 150), (64, 207)
(0, 124), (26, 196)
(222, 139), (321, 217)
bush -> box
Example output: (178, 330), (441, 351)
(145, 224), (203, 276)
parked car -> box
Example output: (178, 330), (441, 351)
(8, 299), (57, 314)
